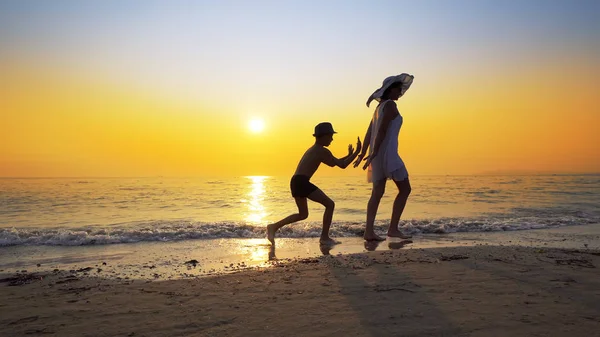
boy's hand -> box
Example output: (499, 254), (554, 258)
(347, 144), (354, 155)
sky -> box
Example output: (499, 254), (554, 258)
(1, 0), (599, 177)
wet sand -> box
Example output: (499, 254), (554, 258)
(1, 224), (599, 281)
(2, 242), (600, 336)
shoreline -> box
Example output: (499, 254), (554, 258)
(1, 244), (599, 336)
(1, 223), (599, 281)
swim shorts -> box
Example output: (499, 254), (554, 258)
(290, 175), (318, 198)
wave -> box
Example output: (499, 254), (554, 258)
(1, 208), (597, 247)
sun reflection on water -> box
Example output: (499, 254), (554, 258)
(244, 176), (268, 224)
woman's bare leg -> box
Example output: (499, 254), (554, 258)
(388, 178), (412, 238)
(364, 179), (386, 241)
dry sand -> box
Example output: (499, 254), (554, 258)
(1, 244), (599, 337)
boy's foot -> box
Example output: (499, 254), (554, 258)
(364, 233), (386, 241)
(319, 237), (341, 246)
(266, 224), (276, 245)
(387, 230), (412, 239)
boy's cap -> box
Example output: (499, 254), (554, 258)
(313, 122), (337, 137)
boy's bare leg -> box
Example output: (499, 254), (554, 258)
(307, 189), (338, 244)
(365, 179), (386, 241)
(388, 179), (412, 239)
(268, 245), (276, 260)
(267, 197), (308, 245)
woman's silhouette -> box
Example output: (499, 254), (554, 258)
(354, 74), (415, 241)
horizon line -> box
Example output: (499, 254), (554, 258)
(1, 172), (599, 179)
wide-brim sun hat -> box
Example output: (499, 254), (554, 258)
(366, 73), (414, 107)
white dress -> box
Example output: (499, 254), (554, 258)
(367, 100), (409, 183)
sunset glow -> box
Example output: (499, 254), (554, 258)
(1, 1), (598, 177)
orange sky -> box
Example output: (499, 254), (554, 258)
(1, 2), (599, 177)
(1, 58), (598, 177)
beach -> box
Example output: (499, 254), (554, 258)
(2, 176), (599, 335)
(2, 225), (600, 336)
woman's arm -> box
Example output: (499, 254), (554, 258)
(361, 101), (398, 170)
(353, 120), (372, 168)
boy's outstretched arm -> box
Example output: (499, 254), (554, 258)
(321, 137), (362, 169)
(339, 142), (356, 161)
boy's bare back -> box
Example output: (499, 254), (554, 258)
(294, 145), (330, 178)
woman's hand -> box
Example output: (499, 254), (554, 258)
(355, 137), (362, 154)
(362, 154), (376, 170)
(353, 153), (365, 168)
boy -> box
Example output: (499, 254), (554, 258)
(266, 122), (361, 245)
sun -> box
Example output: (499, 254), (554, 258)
(248, 118), (265, 133)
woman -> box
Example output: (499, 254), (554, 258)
(353, 74), (414, 241)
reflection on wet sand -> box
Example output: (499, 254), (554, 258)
(388, 240), (413, 250)
(319, 241), (343, 255)
(233, 238), (272, 263)
(364, 239), (413, 251)
(364, 240), (382, 251)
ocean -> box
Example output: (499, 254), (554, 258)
(1, 174), (599, 246)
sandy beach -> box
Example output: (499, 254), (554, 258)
(2, 237), (600, 336)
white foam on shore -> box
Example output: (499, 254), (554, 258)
(1, 208), (597, 246)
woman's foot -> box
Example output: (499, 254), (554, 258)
(319, 237), (341, 246)
(387, 229), (412, 239)
(364, 233), (386, 241)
